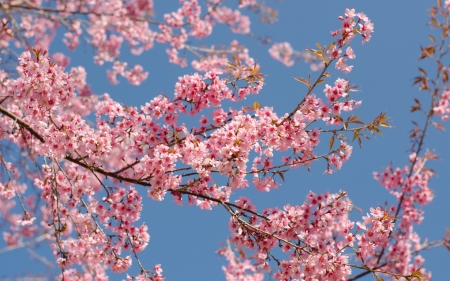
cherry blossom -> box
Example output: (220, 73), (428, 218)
(0, 2), (447, 281)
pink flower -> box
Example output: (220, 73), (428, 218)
(336, 57), (353, 73)
(346, 47), (355, 59)
(18, 216), (36, 226)
(197, 199), (212, 210)
(111, 256), (132, 273)
(269, 42), (295, 66)
(328, 45), (342, 60)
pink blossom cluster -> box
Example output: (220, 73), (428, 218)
(191, 40), (255, 73)
(1, 0), (261, 85)
(227, 191), (355, 280)
(107, 61), (149, 85)
(218, 244), (264, 281)
(0, 5), (435, 281)
(321, 78), (362, 129)
(0, 171), (37, 246)
(191, 54), (229, 72)
(173, 69), (261, 116)
(60, 264), (109, 281)
(433, 88), (450, 121)
(331, 9), (374, 46)
(223, 191), (406, 280)
(223, 185), (431, 280)
(0, 40), (363, 276)
(19, 14), (56, 50)
(329, 46), (356, 73)
(268, 10), (372, 73)
(210, 6), (251, 34)
(34, 164), (152, 274)
(370, 152), (435, 279)
(330, 9), (373, 73)
(0, 18), (11, 49)
(166, 48), (188, 67)
(268, 42), (326, 70)
(238, 0), (258, 9)
(374, 152), (434, 207)
(268, 42), (295, 67)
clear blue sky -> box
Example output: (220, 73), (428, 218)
(1, 1), (449, 280)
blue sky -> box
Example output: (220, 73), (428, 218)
(1, 1), (449, 280)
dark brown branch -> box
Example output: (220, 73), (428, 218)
(0, 105), (45, 143)
(172, 189), (268, 220)
(64, 155), (151, 187)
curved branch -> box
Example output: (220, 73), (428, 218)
(0, 105), (45, 143)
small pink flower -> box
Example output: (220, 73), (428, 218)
(18, 216), (36, 226)
(346, 47), (355, 59)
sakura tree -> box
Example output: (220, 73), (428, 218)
(0, 1), (449, 280)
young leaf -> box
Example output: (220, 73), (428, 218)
(418, 68), (427, 76)
(294, 77), (309, 86)
(329, 136), (335, 150)
(277, 172), (285, 182)
(327, 41), (335, 50)
(372, 127), (383, 135)
(429, 34), (436, 42)
(352, 129), (360, 141)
